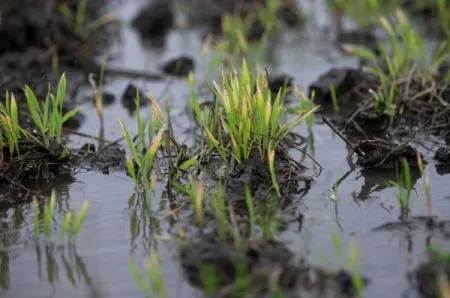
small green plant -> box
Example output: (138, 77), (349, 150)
(210, 180), (228, 241)
(417, 154), (432, 216)
(327, 0), (401, 26)
(0, 92), (21, 155)
(32, 190), (89, 243)
(59, 0), (117, 38)
(119, 93), (165, 201)
(343, 9), (450, 117)
(175, 176), (205, 227)
(24, 73), (78, 147)
(330, 231), (365, 297)
(129, 248), (168, 298)
(389, 158), (413, 219)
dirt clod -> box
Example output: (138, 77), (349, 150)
(121, 83), (146, 111)
(309, 67), (376, 106)
(131, 0), (174, 38)
(180, 238), (367, 298)
(161, 56), (195, 77)
(435, 147), (450, 164)
(353, 139), (422, 169)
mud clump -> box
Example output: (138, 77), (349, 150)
(161, 56), (195, 77)
(268, 74), (294, 98)
(352, 139), (422, 169)
(131, 1), (174, 39)
(0, 139), (73, 207)
(77, 144), (125, 174)
(121, 83), (147, 112)
(409, 258), (450, 298)
(224, 147), (311, 208)
(180, 238), (367, 298)
(309, 67), (376, 107)
(434, 147), (450, 164)
(336, 30), (379, 55)
(186, 0), (304, 39)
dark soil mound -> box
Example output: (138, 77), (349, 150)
(0, 0), (114, 99)
(180, 238), (367, 298)
(224, 147), (311, 208)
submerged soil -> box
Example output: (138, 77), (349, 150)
(0, 0), (450, 298)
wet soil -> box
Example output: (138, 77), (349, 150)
(0, 0), (450, 298)
(181, 237), (366, 298)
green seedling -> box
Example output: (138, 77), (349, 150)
(330, 84), (340, 112)
(343, 9), (450, 117)
(327, 0), (400, 26)
(348, 241), (365, 298)
(211, 180), (228, 242)
(60, 200), (89, 243)
(59, 0), (117, 38)
(0, 92), (21, 156)
(24, 73), (78, 148)
(198, 59), (317, 164)
(129, 248), (168, 298)
(244, 184), (255, 236)
(390, 158), (412, 219)
(119, 92), (165, 199)
(331, 231), (365, 297)
(175, 176), (205, 227)
(417, 154), (432, 216)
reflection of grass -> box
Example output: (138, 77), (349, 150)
(129, 248), (168, 298)
(33, 190), (89, 244)
(389, 158), (413, 219)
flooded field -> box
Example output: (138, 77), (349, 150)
(0, 0), (449, 297)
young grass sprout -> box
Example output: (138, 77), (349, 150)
(24, 73), (78, 148)
(389, 158), (413, 219)
(119, 92), (165, 203)
(129, 248), (168, 298)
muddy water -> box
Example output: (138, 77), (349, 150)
(1, 0), (450, 297)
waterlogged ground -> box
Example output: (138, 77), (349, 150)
(1, 0), (450, 297)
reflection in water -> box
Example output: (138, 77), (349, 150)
(35, 243), (92, 287)
(128, 193), (161, 253)
(352, 167), (422, 202)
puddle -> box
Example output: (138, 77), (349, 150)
(0, 0), (449, 297)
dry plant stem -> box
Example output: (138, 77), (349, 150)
(322, 117), (363, 156)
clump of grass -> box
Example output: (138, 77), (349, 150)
(193, 59), (316, 164)
(32, 190), (89, 244)
(343, 9), (450, 118)
(327, 0), (401, 26)
(0, 73), (77, 159)
(0, 93), (21, 156)
(191, 59), (316, 195)
(24, 73), (78, 147)
(129, 248), (167, 298)
(119, 92), (165, 205)
(59, 0), (117, 38)
(331, 231), (366, 297)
